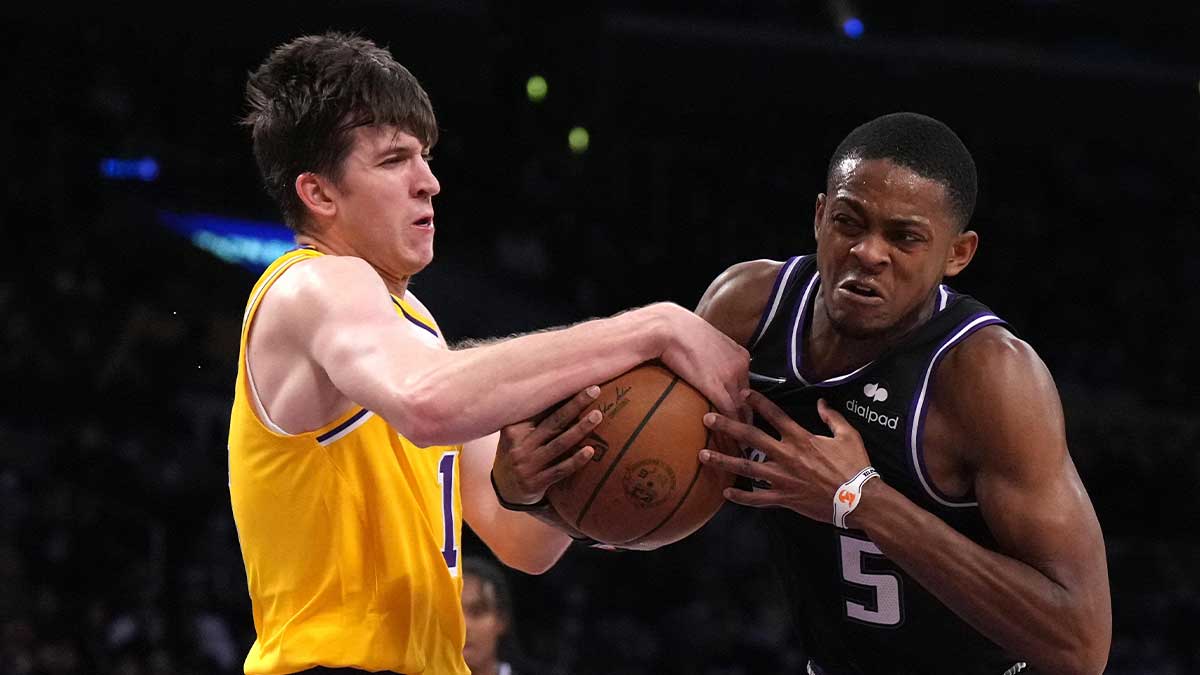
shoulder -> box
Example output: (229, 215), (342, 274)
(940, 325), (1055, 398)
(696, 258), (789, 346)
(402, 290), (449, 347)
(264, 255), (388, 314)
(254, 254), (394, 341)
(935, 325), (1065, 468)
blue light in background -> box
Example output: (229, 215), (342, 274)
(158, 211), (295, 271)
(842, 17), (865, 39)
(100, 157), (160, 181)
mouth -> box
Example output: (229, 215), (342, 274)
(412, 214), (434, 229)
(836, 278), (885, 305)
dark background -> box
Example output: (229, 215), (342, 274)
(2, 2), (1198, 673)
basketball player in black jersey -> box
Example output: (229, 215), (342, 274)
(694, 113), (1110, 675)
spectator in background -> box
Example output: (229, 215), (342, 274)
(462, 556), (526, 675)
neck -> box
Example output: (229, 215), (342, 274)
(805, 287), (938, 381)
(295, 232), (412, 298)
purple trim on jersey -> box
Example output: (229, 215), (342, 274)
(787, 272), (821, 385)
(906, 313), (1005, 508)
(316, 407), (371, 444)
(791, 272), (879, 388)
(807, 362), (877, 388)
(392, 297), (439, 338)
(748, 256), (803, 350)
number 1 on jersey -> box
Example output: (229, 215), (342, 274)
(437, 452), (459, 576)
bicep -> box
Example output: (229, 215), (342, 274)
(959, 338), (1106, 589)
(285, 258), (447, 417)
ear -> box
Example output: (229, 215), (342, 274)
(813, 193), (827, 241)
(943, 229), (979, 278)
(295, 172), (338, 221)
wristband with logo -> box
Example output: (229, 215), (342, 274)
(833, 466), (880, 529)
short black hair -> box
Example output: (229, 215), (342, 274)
(242, 32), (438, 233)
(827, 112), (977, 228)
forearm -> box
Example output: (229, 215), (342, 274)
(470, 504), (572, 575)
(850, 481), (1105, 675)
(395, 307), (665, 445)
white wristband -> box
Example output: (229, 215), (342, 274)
(833, 466), (880, 529)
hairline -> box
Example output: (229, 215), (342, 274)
(825, 153), (970, 233)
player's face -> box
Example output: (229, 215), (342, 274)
(328, 125), (440, 278)
(813, 157), (977, 338)
(462, 575), (506, 670)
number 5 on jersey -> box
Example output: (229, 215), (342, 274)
(839, 533), (903, 626)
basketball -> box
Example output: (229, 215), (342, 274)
(546, 362), (734, 550)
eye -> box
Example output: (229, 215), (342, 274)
(832, 213), (861, 228)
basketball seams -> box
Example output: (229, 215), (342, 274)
(573, 375), (681, 528)
(624, 401), (715, 542)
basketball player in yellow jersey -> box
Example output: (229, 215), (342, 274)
(229, 33), (749, 675)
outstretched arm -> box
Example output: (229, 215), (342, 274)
(269, 255), (748, 445)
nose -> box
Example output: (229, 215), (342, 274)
(849, 232), (889, 270)
(413, 156), (441, 199)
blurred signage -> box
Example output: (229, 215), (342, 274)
(159, 211), (294, 271)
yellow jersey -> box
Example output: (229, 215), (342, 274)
(228, 248), (468, 675)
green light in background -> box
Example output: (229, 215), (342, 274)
(526, 75), (548, 103)
(568, 126), (589, 154)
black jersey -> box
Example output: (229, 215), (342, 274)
(747, 256), (1031, 675)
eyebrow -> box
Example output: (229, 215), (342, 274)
(377, 144), (417, 159)
(832, 195), (934, 231)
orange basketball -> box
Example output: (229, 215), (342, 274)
(546, 363), (734, 550)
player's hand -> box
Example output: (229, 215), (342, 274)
(697, 391), (873, 524)
(491, 386), (604, 506)
(651, 303), (751, 423)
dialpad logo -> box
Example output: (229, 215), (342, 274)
(845, 383), (901, 430)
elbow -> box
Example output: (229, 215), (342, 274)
(1041, 618), (1111, 675)
(1072, 635), (1111, 675)
(1054, 649), (1108, 675)
(391, 380), (460, 447)
(494, 550), (560, 576)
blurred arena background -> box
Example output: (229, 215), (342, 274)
(2, 2), (1198, 673)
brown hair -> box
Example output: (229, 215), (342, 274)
(242, 32), (438, 232)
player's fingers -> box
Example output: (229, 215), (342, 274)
(534, 409), (603, 465)
(537, 446), (595, 488)
(817, 398), (860, 440)
(721, 486), (780, 509)
(708, 428), (742, 458)
(530, 386), (601, 445)
(698, 448), (773, 481)
(702, 411), (778, 451)
(709, 383), (742, 422)
(745, 389), (813, 440)
(735, 360), (752, 425)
